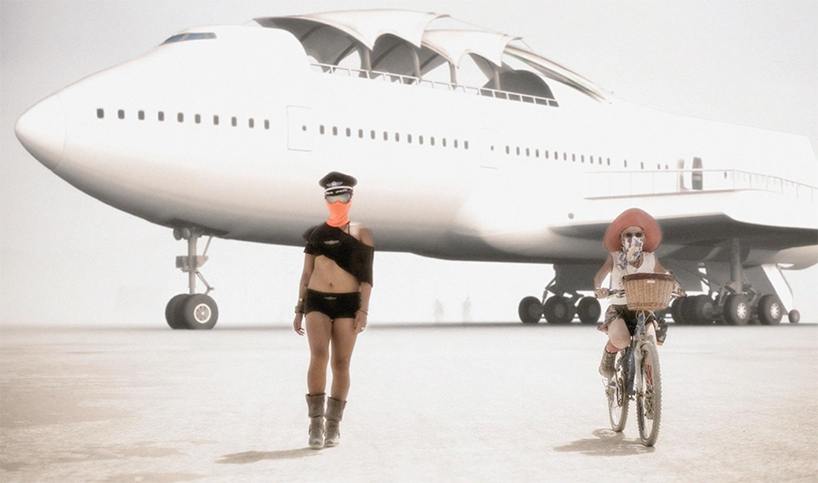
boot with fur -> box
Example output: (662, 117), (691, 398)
(324, 397), (347, 447)
(306, 393), (325, 449)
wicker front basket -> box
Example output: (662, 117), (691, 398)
(622, 273), (675, 311)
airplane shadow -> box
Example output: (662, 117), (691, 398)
(216, 448), (320, 464)
(553, 429), (656, 456)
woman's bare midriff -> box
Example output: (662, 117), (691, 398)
(308, 255), (360, 293)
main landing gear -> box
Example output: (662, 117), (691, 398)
(165, 227), (219, 330)
(518, 276), (601, 325)
(668, 239), (798, 326)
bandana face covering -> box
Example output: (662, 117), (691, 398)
(325, 200), (351, 227)
(617, 235), (644, 269)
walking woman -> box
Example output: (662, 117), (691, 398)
(293, 171), (374, 449)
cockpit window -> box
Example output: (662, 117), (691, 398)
(162, 32), (216, 44)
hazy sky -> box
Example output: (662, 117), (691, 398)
(1, 0), (817, 326)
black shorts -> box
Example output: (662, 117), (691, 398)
(304, 289), (360, 320)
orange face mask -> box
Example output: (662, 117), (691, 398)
(326, 200), (351, 227)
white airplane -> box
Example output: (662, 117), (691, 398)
(15, 9), (818, 329)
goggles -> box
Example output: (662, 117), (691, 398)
(622, 231), (644, 239)
(325, 192), (352, 204)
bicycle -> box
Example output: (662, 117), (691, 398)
(600, 272), (681, 447)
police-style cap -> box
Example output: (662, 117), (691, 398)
(319, 171), (357, 196)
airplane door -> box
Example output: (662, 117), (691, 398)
(287, 106), (312, 152)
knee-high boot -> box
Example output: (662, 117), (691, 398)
(324, 397), (346, 447)
(306, 393), (325, 449)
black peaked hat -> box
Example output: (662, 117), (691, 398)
(319, 171), (357, 195)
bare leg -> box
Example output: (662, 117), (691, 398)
(305, 312), (332, 395)
(329, 317), (358, 401)
(607, 317), (631, 350)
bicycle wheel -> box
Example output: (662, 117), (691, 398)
(607, 350), (630, 432)
(636, 342), (662, 446)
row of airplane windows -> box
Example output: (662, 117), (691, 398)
(95, 108), (666, 170)
(316, 124), (665, 170)
(95, 109), (271, 130)
(316, 125), (470, 150)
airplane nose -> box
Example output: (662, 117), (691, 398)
(15, 95), (66, 171)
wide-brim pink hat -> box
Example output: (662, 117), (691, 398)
(603, 208), (662, 252)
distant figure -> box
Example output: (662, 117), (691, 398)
(461, 296), (472, 322)
(293, 171), (374, 449)
(433, 299), (445, 322)
(592, 208), (681, 379)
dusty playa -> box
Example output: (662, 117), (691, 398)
(1, 323), (816, 482)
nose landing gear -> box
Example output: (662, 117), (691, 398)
(165, 227), (219, 330)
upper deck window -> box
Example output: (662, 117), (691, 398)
(162, 32), (216, 44)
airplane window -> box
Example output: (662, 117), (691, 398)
(464, 141), (469, 150)
(563, 153), (567, 161)
(162, 32), (216, 44)
(138, 110), (145, 120)
(302, 125), (307, 132)
(96, 108), (104, 119)
(358, 129), (363, 139)
(624, 160), (628, 167)
(177, 113), (184, 123)
(158, 111), (165, 121)
(195, 114), (201, 124)
(526, 148), (530, 157)
(265, 120), (271, 130)
(640, 162), (644, 169)
(442, 139), (447, 147)
(408, 134), (412, 144)
(118, 109), (124, 119)
(505, 146), (510, 155)
(320, 125), (325, 135)
(213, 115), (219, 126)
(249, 118), (255, 128)
(454, 140), (459, 149)
(395, 133), (400, 142)
(607, 158), (611, 166)
(431, 137), (435, 146)
(370, 130), (375, 140)
(383, 131), (388, 141)
(419, 136), (424, 145)
(516, 147), (520, 156)
(345, 128), (351, 137)
(572, 154), (576, 162)
(333, 127), (338, 136)
(231, 117), (237, 127)
(581, 155), (585, 163)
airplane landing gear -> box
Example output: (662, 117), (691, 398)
(517, 268), (601, 325)
(165, 227), (219, 330)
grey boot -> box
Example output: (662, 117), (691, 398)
(306, 393), (325, 449)
(599, 348), (616, 379)
(324, 397), (346, 447)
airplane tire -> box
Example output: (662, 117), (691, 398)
(577, 297), (601, 324)
(670, 298), (686, 324)
(756, 295), (783, 325)
(788, 310), (800, 323)
(684, 295), (713, 325)
(180, 294), (219, 330)
(723, 294), (750, 326)
(518, 296), (543, 324)
(165, 294), (189, 330)
(543, 296), (574, 324)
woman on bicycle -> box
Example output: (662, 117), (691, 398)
(293, 171), (374, 448)
(593, 208), (678, 379)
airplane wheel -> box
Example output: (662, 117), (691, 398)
(756, 295), (783, 325)
(543, 296), (574, 324)
(518, 296), (543, 324)
(670, 298), (685, 324)
(788, 310), (800, 323)
(684, 295), (714, 325)
(577, 297), (601, 324)
(723, 294), (750, 326)
(165, 294), (189, 330)
(180, 294), (219, 330)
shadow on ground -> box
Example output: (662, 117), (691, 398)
(554, 429), (655, 456)
(216, 448), (319, 464)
